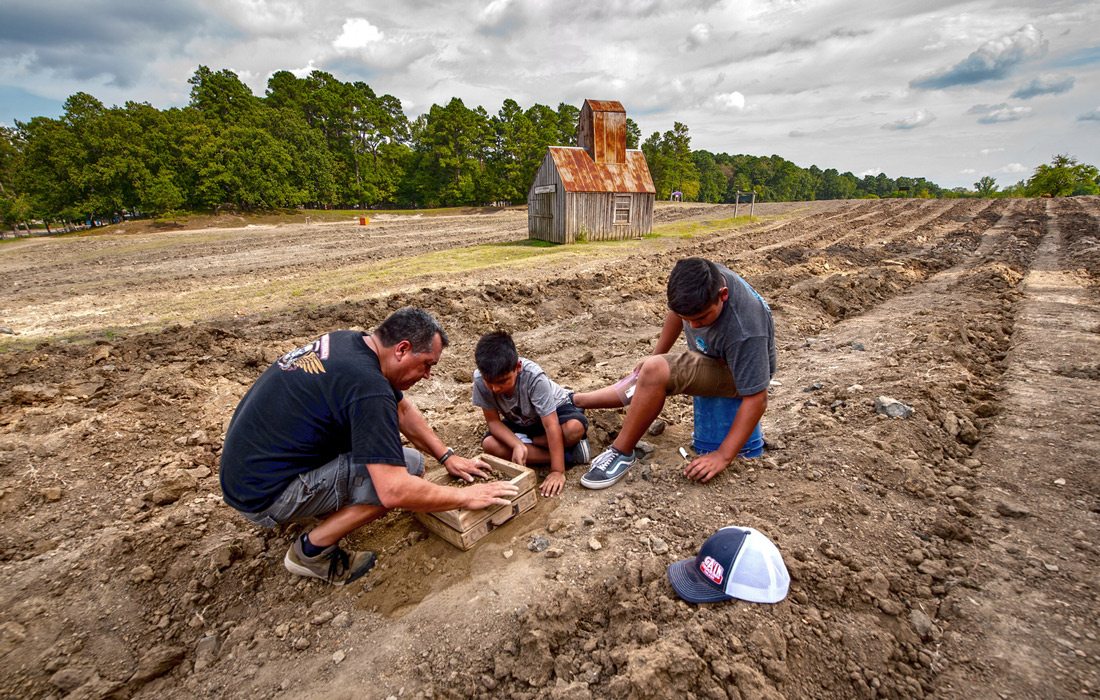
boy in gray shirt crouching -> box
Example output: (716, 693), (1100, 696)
(473, 331), (591, 497)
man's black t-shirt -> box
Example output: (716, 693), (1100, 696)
(220, 331), (405, 513)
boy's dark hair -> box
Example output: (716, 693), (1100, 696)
(374, 307), (449, 353)
(475, 331), (519, 380)
(667, 257), (724, 316)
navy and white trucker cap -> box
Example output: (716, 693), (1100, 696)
(667, 526), (790, 604)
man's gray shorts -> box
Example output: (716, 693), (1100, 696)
(241, 447), (424, 528)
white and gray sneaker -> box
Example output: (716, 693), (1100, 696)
(580, 447), (636, 489)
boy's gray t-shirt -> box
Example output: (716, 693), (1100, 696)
(680, 264), (777, 396)
(472, 358), (569, 428)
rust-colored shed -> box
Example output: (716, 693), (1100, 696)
(528, 100), (655, 243)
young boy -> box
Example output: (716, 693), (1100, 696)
(473, 331), (591, 497)
(574, 257), (776, 489)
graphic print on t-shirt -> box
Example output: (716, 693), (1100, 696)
(277, 334), (330, 374)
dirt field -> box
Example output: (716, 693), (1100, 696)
(1, 198), (1098, 700)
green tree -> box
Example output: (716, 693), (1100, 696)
(402, 98), (493, 207)
(1025, 154), (1099, 197)
(555, 103), (580, 146)
(974, 175), (998, 197)
(626, 118), (641, 149)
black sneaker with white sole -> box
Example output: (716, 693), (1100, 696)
(580, 447), (636, 489)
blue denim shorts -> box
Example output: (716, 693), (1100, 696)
(242, 447), (424, 528)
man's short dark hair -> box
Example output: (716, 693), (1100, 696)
(667, 257), (725, 316)
(475, 331), (519, 380)
(374, 307), (448, 353)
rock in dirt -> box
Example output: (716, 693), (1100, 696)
(588, 537), (602, 551)
(129, 645), (186, 684)
(41, 486), (63, 502)
(647, 420), (666, 437)
(875, 396), (914, 419)
(528, 536), (550, 552)
(0, 621), (27, 656)
(331, 612), (352, 628)
(910, 609), (937, 641)
(649, 537), (669, 554)
(10, 383), (60, 404)
(996, 500), (1031, 518)
(194, 635), (220, 671)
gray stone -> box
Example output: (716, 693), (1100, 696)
(528, 536), (550, 553)
(193, 635), (220, 671)
(875, 396), (914, 419)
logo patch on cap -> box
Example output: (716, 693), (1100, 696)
(699, 556), (724, 585)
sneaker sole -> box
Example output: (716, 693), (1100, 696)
(580, 468), (630, 490)
(284, 551), (377, 586)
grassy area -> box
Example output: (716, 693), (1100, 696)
(648, 215), (757, 239)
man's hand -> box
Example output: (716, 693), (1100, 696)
(461, 481), (519, 510)
(683, 452), (730, 483)
(445, 454), (490, 482)
(511, 442), (528, 467)
(540, 471), (565, 498)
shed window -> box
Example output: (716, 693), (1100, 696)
(614, 194), (632, 224)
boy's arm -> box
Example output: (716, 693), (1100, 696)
(484, 408), (528, 466)
(539, 412), (567, 497)
(684, 390), (767, 483)
(653, 310), (683, 355)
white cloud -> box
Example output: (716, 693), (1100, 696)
(333, 18), (384, 50)
(712, 91), (745, 111)
(968, 103), (1032, 124)
(1079, 107), (1100, 122)
(882, 110), (935, 130)
(979, 147), (1005, 155)
(1011, 73), (1075, 99)
(684, 23), (711, 51)
(911, 24), (1047, 89)
(998, 163), (1028, 174)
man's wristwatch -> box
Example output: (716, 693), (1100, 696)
(437, 448), (455, 465)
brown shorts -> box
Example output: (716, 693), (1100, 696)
(660, 352), (739, 397)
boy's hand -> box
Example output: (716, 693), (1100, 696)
(445, 455), (490, 482)
(511, 442), (528, 466)
(683, 453), (730, 483)
(540, 471), (565, 498)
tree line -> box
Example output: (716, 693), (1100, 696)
(1, 66), (1097, 233)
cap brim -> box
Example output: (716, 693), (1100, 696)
(667, 559), (733, 604)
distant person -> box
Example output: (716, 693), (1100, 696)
(574, 257), (776, 489)
(220, 307), (518, 585)
(472, 331), (591, 497)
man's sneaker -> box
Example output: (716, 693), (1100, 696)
(567, 438), (592, 466)
(284, 537), (376, 586)
(580, 447), (636, 489)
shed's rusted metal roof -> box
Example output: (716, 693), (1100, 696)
(583, 99), (625, 113)
(548, 147), (656, 194)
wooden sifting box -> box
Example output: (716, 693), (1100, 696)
(414, 454), (537, 550)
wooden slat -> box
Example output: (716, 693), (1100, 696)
(418, 454), (535, 531)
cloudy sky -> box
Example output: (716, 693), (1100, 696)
(1, 0), (1098, 190)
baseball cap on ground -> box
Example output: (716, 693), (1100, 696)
(667, 526), (790, 604)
